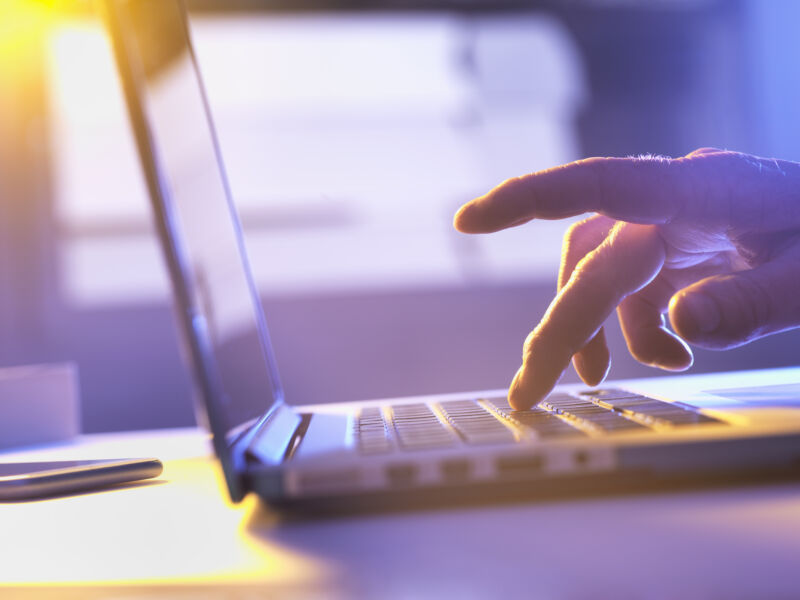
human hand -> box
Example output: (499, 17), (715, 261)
(454, 148), (800, 409)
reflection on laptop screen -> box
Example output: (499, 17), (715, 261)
(113, 0), (284, 442)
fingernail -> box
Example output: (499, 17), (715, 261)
(683, 293), (721, 334)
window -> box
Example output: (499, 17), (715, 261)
(48, 14), (587, 307)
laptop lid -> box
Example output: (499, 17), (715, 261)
(102, 0), (289, 501)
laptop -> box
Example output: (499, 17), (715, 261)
(102, 0), (800, 511)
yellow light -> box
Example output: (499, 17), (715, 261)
(0, 458), (335, 588)
(0, 1), (54, 42)
(0, 1), (56, 85)
(0, 1), (90, 57)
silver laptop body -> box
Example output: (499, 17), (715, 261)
(102, 0), (800, 511)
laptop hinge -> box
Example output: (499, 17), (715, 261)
(243, 404), (302, 466)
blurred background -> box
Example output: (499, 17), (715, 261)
(1, 0), (799, 433)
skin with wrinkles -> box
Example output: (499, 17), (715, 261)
(454, 148), (800, 409)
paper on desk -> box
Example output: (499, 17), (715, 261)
(0, 363), (79, 450)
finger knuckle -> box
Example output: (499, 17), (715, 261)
(572, 245), (616, 291)
(687, 147), (721, 157)
(522, 330), (537, 359)
(563, 217), (598, 250)
(522, 321), (583, 366)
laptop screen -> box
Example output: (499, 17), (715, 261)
(104, 0), (284, 469)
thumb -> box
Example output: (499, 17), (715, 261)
(668, 251), (800, 349)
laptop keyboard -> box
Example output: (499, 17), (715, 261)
(355, 388), (724, 455)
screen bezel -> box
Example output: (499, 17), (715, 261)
(101, 0), (286, 502)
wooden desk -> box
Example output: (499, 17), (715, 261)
(2, 428), (800, 598)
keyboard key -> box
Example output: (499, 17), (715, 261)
(584, 413), (647, 432)
(540, 395), (648, 433)
(595, 396), (723, 427)
(391, 404), (458, 450)
(355, 407), (394, 454)
(499, 407), (586, 438)
(577, 388), (640, 400)
(439, 400), (516, 445)
(481, 396), (513, 411)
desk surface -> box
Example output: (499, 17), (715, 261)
(2, 428), (800, 599)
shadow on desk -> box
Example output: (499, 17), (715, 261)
(245, 481), (800, 599)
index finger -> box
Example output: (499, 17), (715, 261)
(454, 152), (800, 234)
(509, 222), (666, 409)
(455, 157), (681, 233)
